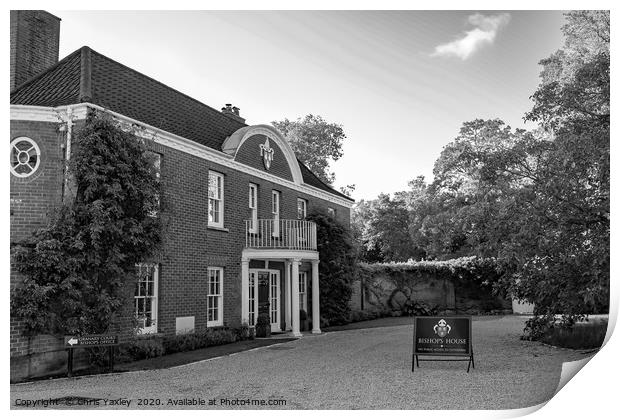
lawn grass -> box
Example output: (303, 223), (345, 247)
(540, 318), (608, 349)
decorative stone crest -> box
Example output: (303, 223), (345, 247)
(259, 137), (274, 170)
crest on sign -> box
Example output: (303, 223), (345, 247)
(259, 137), (274, 170)
(433, 319), (451, 338)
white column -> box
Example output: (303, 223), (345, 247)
(311, 259), (321, 334)
(284, 260), (292, 331)
(291, 258), (302, 337)
(241, 258), (249, 325)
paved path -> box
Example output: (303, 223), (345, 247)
(11, 316), (588, 410)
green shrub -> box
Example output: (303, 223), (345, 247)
(205, 328), (238, 346)
(347, 308), (388, 323)
(118, 326), (253, 362)
(255, 313), (271, 338)
(162, 327), (241, 354)
(233, 323), (255, 340)
(118, 336), (165, 362)
(540, 319), (608, 349)
(163, 333), (199, 354)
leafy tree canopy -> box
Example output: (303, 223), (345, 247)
(272, 114), (346, 186)
(352, 11), (609, 332)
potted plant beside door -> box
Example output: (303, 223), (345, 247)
(256, 302), (271, 338)
(299, 309), (309, 332)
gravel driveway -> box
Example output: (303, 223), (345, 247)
(10, 316), (589, 410)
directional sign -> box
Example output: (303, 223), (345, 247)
(64, 334), (119, 348)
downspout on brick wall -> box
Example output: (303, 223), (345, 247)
(59, 106), (75, 203)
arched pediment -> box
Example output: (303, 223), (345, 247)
(222, 125), (303, 184)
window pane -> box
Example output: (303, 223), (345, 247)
(208, 174), (217, 198)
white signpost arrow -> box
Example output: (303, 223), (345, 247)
(67, 338), (78, 346)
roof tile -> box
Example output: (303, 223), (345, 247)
(11, 46), (352, 202)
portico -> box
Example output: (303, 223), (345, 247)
(241, 219), (322, 337)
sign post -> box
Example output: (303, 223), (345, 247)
(64, 334), (119, 377)
(412, 316), (474, 372)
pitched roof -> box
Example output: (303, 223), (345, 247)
(297, 160), (351, 200)
(10, 46), (353, 202)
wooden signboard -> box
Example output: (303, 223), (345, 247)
(412, 316), (475, 372)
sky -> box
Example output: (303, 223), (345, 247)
(50, 10), (567, 201)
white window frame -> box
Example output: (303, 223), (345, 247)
(272, 190), (280, 237)
(135, 263), (159, 335)
(207, 267), (224, 327)
(208, 171), (224, 228)
(249, 271), (257, 326)
(299, 272), (308, 313)
(297, 198), (307, 220)
(249, 183), (258, 234)
(10, 137), (41, 178)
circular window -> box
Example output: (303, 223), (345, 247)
(10, 137), (41, 178)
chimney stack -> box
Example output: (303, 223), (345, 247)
(10, 10), (61, 91)
(221, 103), (245, 124)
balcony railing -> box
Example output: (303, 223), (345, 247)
(245, 219), (317, 251)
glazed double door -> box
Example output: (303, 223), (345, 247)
(248, 270), (281, 332)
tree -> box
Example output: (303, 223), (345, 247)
(424, 11), (610, 334)
(513, 10), (609, 333)
(352, 192), (425, 263)
(11, 112), (162, 336)
(307, 210), (356, 326)
(420, 119), (537, 260)
(272, 114), (346, 185)
(340, 184), (356, 197)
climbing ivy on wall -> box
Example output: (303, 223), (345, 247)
(11, 111), (162, 336)
(357, 257), (505, 314)
(306, 210), (356, 326)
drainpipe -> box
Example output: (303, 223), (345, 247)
(59, 106), (75, 202)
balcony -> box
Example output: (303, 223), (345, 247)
(245, 219), (317, 251)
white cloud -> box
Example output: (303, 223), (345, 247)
(432, 13), (511, 60)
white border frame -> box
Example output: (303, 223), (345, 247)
(135, 263), (159, 335)
(207, 266), (224, 327)
(207, 170), (225, 228)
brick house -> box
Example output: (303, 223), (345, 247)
(10, 11), (354, 380)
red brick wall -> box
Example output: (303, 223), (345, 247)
(10, 10), (61, 90)
(10, 119), (67, 374)
(9, 116), (351, 380)
(10, 120), (66, 246)
(234, 134), (294, 182)
(151, 139), (350, 335)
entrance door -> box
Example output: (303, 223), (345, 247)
(269, 271), (280, 332)
(249, 269), (280, 332)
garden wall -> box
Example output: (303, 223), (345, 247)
(351, 257), (512, 316)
